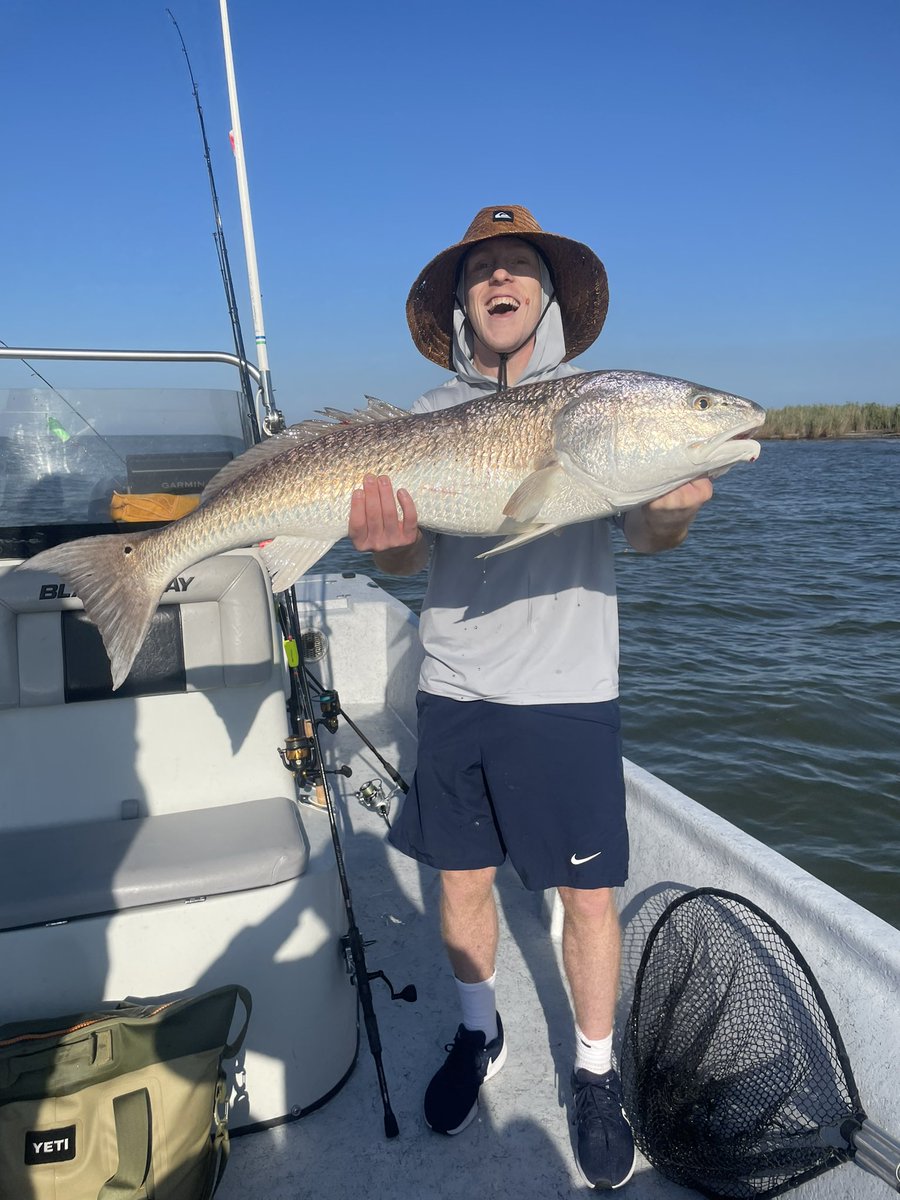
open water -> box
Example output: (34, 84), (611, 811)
(320, 439), (899, 928)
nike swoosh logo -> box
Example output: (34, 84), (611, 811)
(570, 851), (603, 866)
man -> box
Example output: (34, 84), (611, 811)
(349, 206), (712, 1190)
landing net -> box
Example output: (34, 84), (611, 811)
(621, 888), (866, 1199)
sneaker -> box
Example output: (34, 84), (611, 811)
(572, 1067), (636, 1189)
(424, 1014), (507, 1135)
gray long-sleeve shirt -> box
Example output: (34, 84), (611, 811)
(412, 368), (621, 705)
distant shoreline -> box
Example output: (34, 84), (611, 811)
(758, 401), (898, 440)
(759, 431), (900, 441)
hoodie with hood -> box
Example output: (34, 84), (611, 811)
(411, 272), (620, 705)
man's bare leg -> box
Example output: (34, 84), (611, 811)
(440, 866), (498, 982)
(557, 885), (621, 1039)
(425, 866), (503, 1135)
(558, 884), (635, 1187)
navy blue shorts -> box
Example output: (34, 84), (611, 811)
(388, 693), (629, 891)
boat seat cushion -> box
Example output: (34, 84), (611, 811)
(0, 552), (276, 708)
(0, 796), (307, 933)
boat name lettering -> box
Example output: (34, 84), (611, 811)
(165, 576), (194, 593)
(38, 577), (194, 600)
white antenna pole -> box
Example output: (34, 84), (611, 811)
(218, 0), (282, 432)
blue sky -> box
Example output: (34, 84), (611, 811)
(2, 0), (898, 422)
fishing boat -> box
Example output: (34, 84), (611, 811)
(2, 4), (898, 1193)
(0, 344), (898, 1200)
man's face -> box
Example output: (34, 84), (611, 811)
(463, 237), (543, 358)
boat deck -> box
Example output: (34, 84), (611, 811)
(4, 541), (890, 1199)
(212, 571), (900, 1200)
(219, 707), (691, 1198)
(218, 699), (896, 1199)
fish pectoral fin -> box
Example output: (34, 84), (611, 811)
(258, 536), (336, 592)
(476, 524), (563, 559)
(502, 463), (565, 523)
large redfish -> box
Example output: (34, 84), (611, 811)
(19, 369), (764, 688)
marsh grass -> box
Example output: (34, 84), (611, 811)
(760, 402), (900, 439)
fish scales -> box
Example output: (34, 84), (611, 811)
(18, 369), (765, 688)
(184, 382), (572, 542)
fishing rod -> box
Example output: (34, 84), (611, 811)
(272, 604), (403, 828)
(167, 9), (258, 439)
(302, 663), (410, 819)
(213, 0), (413, 1135)
(275, 588), (415, 1138)
(217, 0), (281, 435)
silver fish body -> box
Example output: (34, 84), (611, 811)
(19, 369), (764, 688)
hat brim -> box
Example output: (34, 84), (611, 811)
(406, 229), (609, 369)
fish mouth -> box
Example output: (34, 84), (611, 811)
(485, 295), (521, 316)
(688, 413), (766, 465)
(733, 414), (766, 441)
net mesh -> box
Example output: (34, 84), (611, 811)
(621, 888), (866, 1199)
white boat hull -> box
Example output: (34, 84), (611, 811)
(2, 562), (896, 1197)
(0, 553), (359, 1129)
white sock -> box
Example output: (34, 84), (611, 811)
(575, 1025), (613, 1076)
(455, 972), (498, 1042)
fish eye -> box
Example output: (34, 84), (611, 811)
(693, 395), (711, 411)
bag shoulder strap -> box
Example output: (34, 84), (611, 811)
(98, 1087), (155, 1200)
(222, 986), (252, 1059)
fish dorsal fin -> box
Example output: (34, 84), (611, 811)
(258, 536), (337, 593)
(201, 396), (408, 504)
(325, 396), (408, 423)
(296, 396), (408, 435)
(502, 462), (565, 523)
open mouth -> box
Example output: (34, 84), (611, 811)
(718, 414), (767, 446)
(689, 415), (766, 464)
(486, 296), (520, 316)
(733, 420), (766, 440)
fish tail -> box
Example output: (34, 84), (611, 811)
(23, 531), (172, 690)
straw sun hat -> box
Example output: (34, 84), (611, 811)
(406, 205), (609, 369)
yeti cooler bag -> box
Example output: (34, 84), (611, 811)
(0, 984), (251, 1200)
